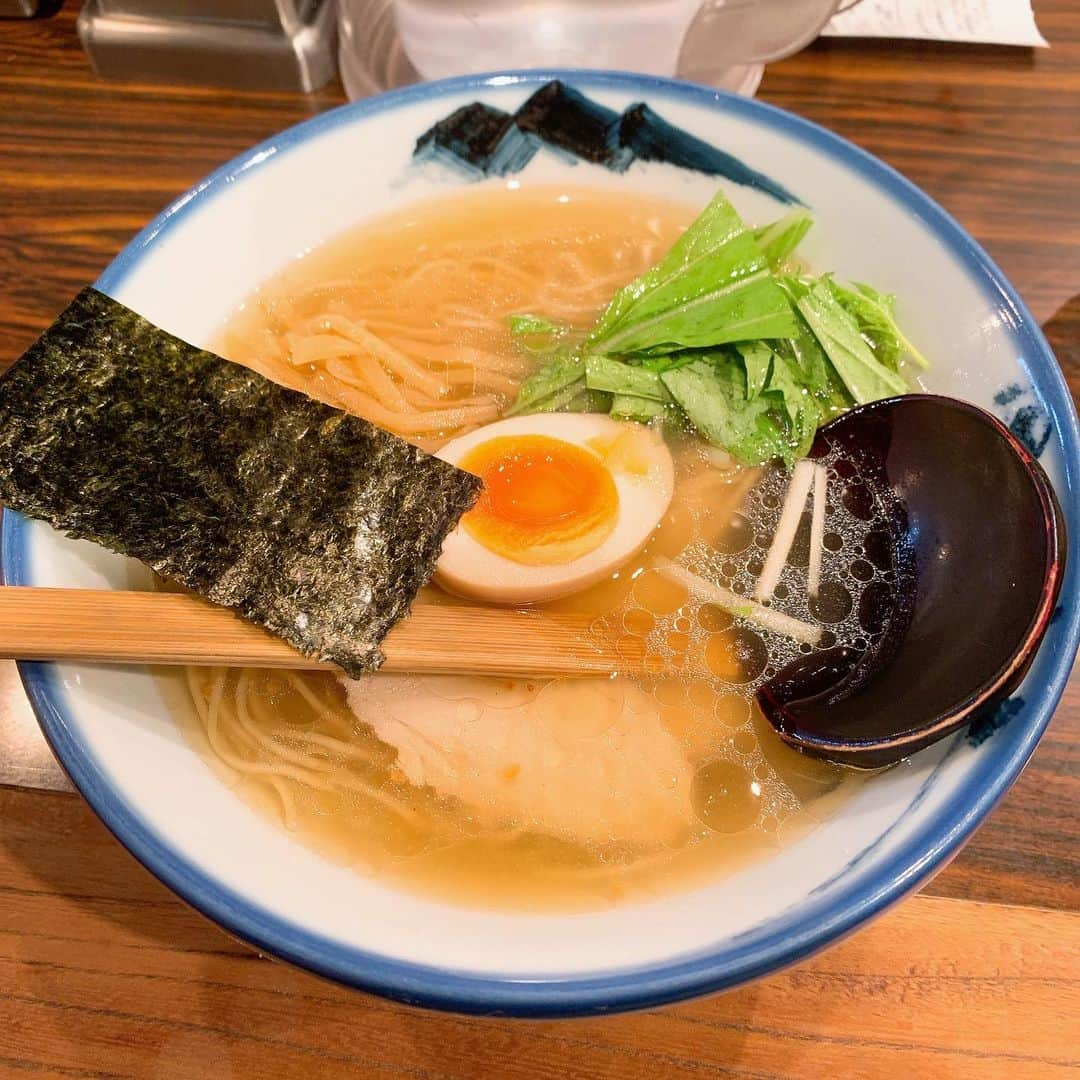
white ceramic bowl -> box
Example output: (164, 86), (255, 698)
(5, 72), (1078, 1017)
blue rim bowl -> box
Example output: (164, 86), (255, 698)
(3, 70), (1078, 1018)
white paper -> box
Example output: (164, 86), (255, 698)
(823, 0), (1048, 47)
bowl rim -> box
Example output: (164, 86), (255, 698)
(4, 69), (1078, 1018)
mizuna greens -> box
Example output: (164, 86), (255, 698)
(505, 191), (926, 466)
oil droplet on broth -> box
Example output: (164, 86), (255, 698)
(713, 513), (754, 554)
(659, 702), (698, 747)
(809, 580), (853, 623)
(697, 605), (733, 633)
(733, 729), (757, 755)
(731, 628), (769, 682)
(633, 569), (688, 615)
(643, 653), (668, 675)
(616, 633), (646, 664)
(705, 629), (768, 684)
(864, 529), (892, 570)
(544, 561), (638, 616)
(654, 679), (688, 707)
(623, 607), (654, 636)
(704, 632), (740, 681)
(692, 759), (762, 834)
(688, 680), (715, 711)
(714, 693), (750, 729)
(674, 700), (753, 766)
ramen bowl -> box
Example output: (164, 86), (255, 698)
(4, 72), (1078, 1017)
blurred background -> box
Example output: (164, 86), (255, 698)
(6, 0), (1039, 100)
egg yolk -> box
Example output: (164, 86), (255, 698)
(460, 435), (619, 566)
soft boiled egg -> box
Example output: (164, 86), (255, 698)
(435, 413), (674, 604)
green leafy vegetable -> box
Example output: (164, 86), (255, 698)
(585, 354), (673, 402)
(504, 353), (584, 416)
(587, 191), (799, 355)
(565, 388), (614, 414)
(760, 349), (822, 461)
(788, 278), (908, 404)
(772, 311), (853, 420)
(735, 342), (774, 400)
(639, 353), (700, 374)
(752, 209), (813, 270)
(508, 314), (573, 359)
(662, 357), (792, 466)
(609, 395), (673, 423)
(503, 187), (927, 465)
(827, 280), (930, 371)
(509, 314), (564, 337)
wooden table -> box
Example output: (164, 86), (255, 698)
(1, 5), (1078, 1077)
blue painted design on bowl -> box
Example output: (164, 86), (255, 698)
(414, 79), (801, 204)
(993, 383), (1054, 457)
(968, 696), (1026, 746)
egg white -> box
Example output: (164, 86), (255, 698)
(435, 413), (675, 605)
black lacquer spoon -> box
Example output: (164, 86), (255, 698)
(757, 395), (1067, 769)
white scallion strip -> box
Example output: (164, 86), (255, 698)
(808, 463), (828, 599)
(754, 459), (816, 603)
(655, 557), (822, 646)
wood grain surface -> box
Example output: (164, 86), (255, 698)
(0, 3), (1078, 1076)
(1, 783), (1077, 1080)
(0, 588), (639, 676)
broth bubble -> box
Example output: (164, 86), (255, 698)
(714, 693), (751, 728)
(715, 513), (753, 554)
(850, 559), (875, 582)
(858, 580), (894, 636)
(698, 605), (734, 633)
(808, 580), (853, 623)
(634, 570), (687, 614)
(841, 483), (875, 521)
(692, 760), (761, 833)
(864, 530), (892, 571)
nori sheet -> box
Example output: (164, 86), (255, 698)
(0, 288), (482, 677)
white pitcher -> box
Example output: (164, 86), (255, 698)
(391, 0), (849, 83)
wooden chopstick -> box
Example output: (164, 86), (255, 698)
(0, 587), (644, 678)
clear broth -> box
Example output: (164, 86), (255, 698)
(167, 185), (863, 913)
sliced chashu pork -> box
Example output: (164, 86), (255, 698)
(341, 675), (694, 849)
